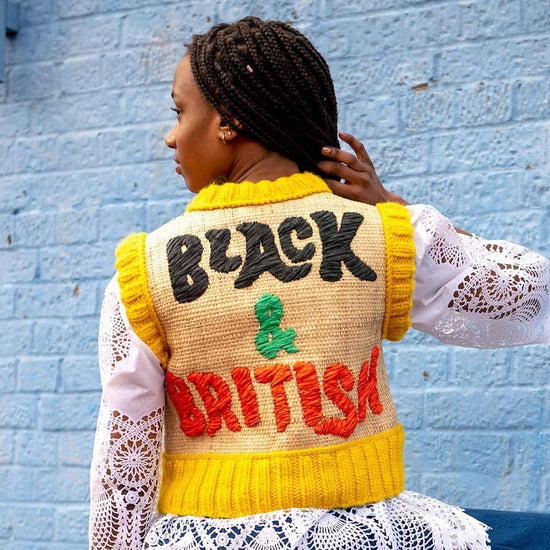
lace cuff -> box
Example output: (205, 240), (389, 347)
(408, 204), (550, 347)
(89, 277), (165, 550)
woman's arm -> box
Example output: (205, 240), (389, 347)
(89, 277), (165, 550)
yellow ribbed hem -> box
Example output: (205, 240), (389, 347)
(158, 424), (405, 518)
(376, 203), (416, 341)
(186, 172), (332, 212)
(115, 233), (169, 368)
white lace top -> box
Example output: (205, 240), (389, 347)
(89, 204), (550, 550)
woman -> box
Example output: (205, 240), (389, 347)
(89, 17), (549, 550)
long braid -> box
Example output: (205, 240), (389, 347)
(188, 17), (339, 175)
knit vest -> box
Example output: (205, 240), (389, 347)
(115, 172), (415, 518)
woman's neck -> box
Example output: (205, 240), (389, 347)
(225, 145), (301, 184)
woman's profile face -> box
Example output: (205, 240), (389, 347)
(165, 55), (232, 193)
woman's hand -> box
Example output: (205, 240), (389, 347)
(318, 132), (409, 206)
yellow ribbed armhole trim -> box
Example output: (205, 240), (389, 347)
(376, 203), (415, 341)
(115, 233), (169, 368)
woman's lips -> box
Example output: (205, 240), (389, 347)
(175, 163), (182, 174)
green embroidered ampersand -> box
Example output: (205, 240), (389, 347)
(254, 294), (298, 359)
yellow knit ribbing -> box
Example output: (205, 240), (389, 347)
(115, 233), (170, 368)
(158, 424), (405, 518)
(376, 203), (416, 341)
(186, 172), (332, 212)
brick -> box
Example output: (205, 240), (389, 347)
(10, 63), (59, 101)
(16, 282), (97, 319)
(400, 87), (454, 133)
(0, 139), (15, 175)
(0, 467), (35, 501)
(55, 0), (99, 19)
(55, 505), (89, 542)
(515, 345), (550, 385)
(32, 319), (99, 355)
(430, 126), (545, 174)
(60, 355), (100, 392)
(439, 37), (550, 84)
(454, 171), (522, 215)
(0, 360), (17, 393)
(11, 505), (55, 541)
(57, 132), (101, 171)
(100, 126), (163, 166)
(0, 177), (29, 213)
(514, 78), (550, 121)
(318, 13), (404, 59)
(146, 199), (189, 231)
(41, 393), (100, 430)
(16, 430), (57, 466)
(0, 103), (31, 138)
(392, 347), (449, 387)
(16, 0), (54, 28)
(0, 320), (32, 357)
(57, 431), (94, 467)
(0, 394), (37, 428)
(405, 431), (455, 473)
(15, 208), (99, 247)
(98, 202), (146, 240)
(368, 135), (429, 176)
(56, 56), (103, 96)
(0, 285), (15, 318)
(425, 389), (543, 429)
(40, 243), (116, 281)
(15, 136), (61, 174)
(32, 91), (124, 134)
(392, 390), (424, 429)
(24, 169), (120, 209)
(0, 212), (15, 249)
(331, 52), (433, 98)
(403, 3), (461, 49)
(0, 430), (15, 463)
(456, 433), (511, 474)
(451, 348), (513, 387)
(522, 0), (550, 34)
(122, 85), (171, 125)
(220, 0), (315, 22)
(35, 467), (90, 502)
(454, 82), (513, 127)
(461, 0), (521, 40)
(102, 50), (150, 88)
(148, 43), (186, 85)
(18, 357), (59, 392)
(121, 4), (214, 48)
(347, 97), (399, 140)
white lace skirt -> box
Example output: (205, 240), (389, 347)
(143, 491), (490, 550)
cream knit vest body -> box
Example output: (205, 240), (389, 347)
(116, 173), (415, 518)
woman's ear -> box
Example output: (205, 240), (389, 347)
(219, 121), (239, 143)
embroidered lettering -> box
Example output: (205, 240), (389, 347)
(254, 293), (298, 359)
(310, 210), (377, 282)
(357, 346), (383, 419)
(254, 364), (293, 433)
(231, 366), (261, 427)
(278, 216), (315, 265)
(165, 371), (206, 437)
(293, 361), (323, 427)
(205, 228), (242, 273)
(167, 235), (209, 303)
(234, 221), (311, 288)
(187, 372), (241, 437)
(314, 363), (358, 439)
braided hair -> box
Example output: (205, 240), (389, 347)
(187, 16), (339, 176)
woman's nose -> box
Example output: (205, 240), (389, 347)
(165, 125), (176, 148)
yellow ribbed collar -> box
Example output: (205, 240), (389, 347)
(186, 172), (332, 212)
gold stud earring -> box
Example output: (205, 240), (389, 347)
(221, 133), (226, 144)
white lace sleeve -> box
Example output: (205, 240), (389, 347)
(408, 204), (550, 347)
(89, 276), (166, 550)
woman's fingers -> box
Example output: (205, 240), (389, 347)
(317, 159), (366, 182)
(323, 178), (359, 201)
(338, 132), (374, 169)
(321, 145), (365, 171)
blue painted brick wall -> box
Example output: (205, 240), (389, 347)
(1, 0), (549, 547)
